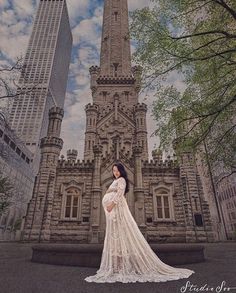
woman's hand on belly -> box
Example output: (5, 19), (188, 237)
(106, 201), (116, 213)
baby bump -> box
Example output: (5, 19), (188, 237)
(102, 192), (115, 208)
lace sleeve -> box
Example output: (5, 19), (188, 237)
(111, 177), (126, 204)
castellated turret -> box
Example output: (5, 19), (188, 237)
(67, 149), (78, 162)
(84, 103), (99, 161)
(40, 107), (64, 168)
(132, 65), (142, 93)
(21, 107), (64, 242)
(89, 65), (100, 93)
(46, 107), (64, 137)
(134, 103), (148, 161)
(152, 148), (163, 163)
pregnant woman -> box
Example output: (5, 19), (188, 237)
(85, 162), (195, 283)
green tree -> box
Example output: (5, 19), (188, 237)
(0, 171), (14, 216)
(131, 0), (236, 176)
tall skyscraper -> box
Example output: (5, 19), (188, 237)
(9, 0), (72, 174)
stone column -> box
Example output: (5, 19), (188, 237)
(134, 103), (149, 162)
(133, 145), (146, 236)
(90, 145), (103, 243)
(84, 103), (99, 161)
(179, 151), (215, 242)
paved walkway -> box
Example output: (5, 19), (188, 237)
(0, 241), (235, 293)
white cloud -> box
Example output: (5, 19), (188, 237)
(12, 0), (34, 19)
(61, 87), (92, 157)
(75, 72), (89, 87)
(0, 9), (17, 25)
(128, 0), (150, 10)
(0, 0), (34, 60)
(0, 25), (29, 59)
(67, 0), (90, 25)
(72, 14), (102, 46)
(0, 0), (9, 9)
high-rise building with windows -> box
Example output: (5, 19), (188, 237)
(9, 0), (72, 174)
(0, 114), (34, 241)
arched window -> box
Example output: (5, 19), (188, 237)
(156, 189), (170, 219)
(153, 187), (175, 222)
(64, 188), (80, 219)
(113, 63), (119, 76)
(102, 91), (107, 102)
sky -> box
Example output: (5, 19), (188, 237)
(0, 0), (172, 160)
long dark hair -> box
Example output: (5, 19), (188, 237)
(112, 162), (129, 194)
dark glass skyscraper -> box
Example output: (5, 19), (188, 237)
(9, 0), (72, 173)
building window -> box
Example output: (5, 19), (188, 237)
(10, 141), (16, 150)
(194, 214), (203, 227)
(3, 135), (10, 144)
(103, 91), (107, 102)
(181, 177), (188, 198)
(64, 188), (80, 219)
(16, 147), (21, 156)
(156, 191), (170, 219)
(83, 217), (89, 223)
(113, 63), (119, 76)
(124, 91), (129, 101)
(153, 187), (175, 222)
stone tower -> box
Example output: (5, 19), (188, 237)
(83, 0), (149, 242)
(84, 0), (148, 162)
(21, 0), (215, 244)
(22, 107), (64, 241)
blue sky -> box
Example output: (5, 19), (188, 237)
(0, 0), (179, 160)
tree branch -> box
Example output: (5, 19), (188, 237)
(164, 36), (227, 61)
(171, 30), (236, 40)
(193, 111), (222, 146)
(213, 0), (236, 21)
(177, 48), (236, 62)
(170, 0), (213, 21)
(217, 123), (236, 144)
(175, 95), (236, 126)
(0, 58), (23, 73)
(216, 170), (236, 184)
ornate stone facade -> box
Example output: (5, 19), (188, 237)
(21, 0), (216, 243)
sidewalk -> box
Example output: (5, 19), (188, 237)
(0, 242), (235, 293)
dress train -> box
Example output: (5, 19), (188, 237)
(85, 177), (195, 283)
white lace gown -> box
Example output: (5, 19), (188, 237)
(85, 177), (195, 283)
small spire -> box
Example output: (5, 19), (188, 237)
(152, 147), (163, 162)
(67, 149), (78, 162)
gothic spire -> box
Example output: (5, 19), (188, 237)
(100, 0), (132, 77)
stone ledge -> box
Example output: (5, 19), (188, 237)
(31, 243), (205, 267)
